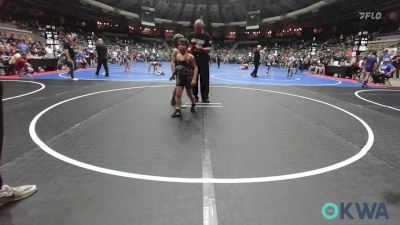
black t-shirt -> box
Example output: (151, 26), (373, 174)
(188, 31), (211, 64)
(253, 50), (260, 64)
(96, 43), (108, 59)
(63, 41), (75, 60)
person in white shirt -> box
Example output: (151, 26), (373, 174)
(45, 45), (54, 58)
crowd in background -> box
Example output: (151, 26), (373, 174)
(0, 15), (399, 81)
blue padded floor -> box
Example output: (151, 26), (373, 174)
(23, 62), (363, 87)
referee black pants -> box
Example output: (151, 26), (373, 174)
(193, 61), (210, 101)
(251, 62), (260, 76)
(96, 58), (109, 76)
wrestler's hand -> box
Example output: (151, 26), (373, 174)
(169, 75), (176, 81)
(191, 80), (196, 87)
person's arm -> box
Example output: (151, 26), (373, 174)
(378, 65), (384, 74)
(197, 46), (211, 54)
(170, 50), (177, 76)
(195, 34), (212, 54)
(190, 55), (198, 86)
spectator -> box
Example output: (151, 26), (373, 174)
(16, 40), (28, 54)
(374, 57), (396, 83)
(8, 49), (21, 68)
(14, 53), (33, 76)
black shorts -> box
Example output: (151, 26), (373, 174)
(176, 74), (193, 90)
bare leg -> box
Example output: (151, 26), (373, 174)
(185, 87), (196, 105)
(185, 86), (196, 112)
(175, 86), (183, 108)
(171, 88), (176, 105)
(172, 86), (183, 117)
(362, 71), (372, 87)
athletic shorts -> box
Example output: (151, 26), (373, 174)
(176, 66), (193, 90)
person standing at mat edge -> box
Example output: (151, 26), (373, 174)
(188, 19), (212, 103)
(63, 34), (77, 80)
(171, 38), (198, 118)
(251, 45), (262, 78)
(362, 50), (378, 88)
(0, 82), (37, 206)
(95, 38), (109, 77)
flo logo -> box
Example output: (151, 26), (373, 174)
(322, 202), (389, 220)
(359, 12), (382, 20)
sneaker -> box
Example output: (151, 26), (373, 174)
(171, 109), (181, 118)
(72, 78), (79, 81)
(105, 74), (109, 77)
(194, 96), (199, 103)
(0, 184), (37, 206)
(190, 104), (196, 113)
(202, 99), (210, 103)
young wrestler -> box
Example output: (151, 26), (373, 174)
(154, 61), (165, 76)
(171, 38), (198, 118)
(169, 33), (184, 105)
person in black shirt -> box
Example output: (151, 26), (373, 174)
(251, 45), (262, 77)
(63, 34), (77, 79)
(188, 19), (212, 103)
(217, 54), (221, 69)
(95, 38), (109, 77)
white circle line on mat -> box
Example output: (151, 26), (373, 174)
(29, 85), (373, 183)
(59, 72), (169, 81)
(355, 89), (400, 112)
(1, 80), (46, 101)
(211, 74), (341, 86)
(242, 75), (301, 81)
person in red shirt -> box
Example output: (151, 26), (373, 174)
(14, 53), (33, 76)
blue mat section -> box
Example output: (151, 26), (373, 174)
(25, 62), (362, 87)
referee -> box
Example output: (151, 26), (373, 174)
(188, 19), (212, 103)
(95, 38), (109, 77)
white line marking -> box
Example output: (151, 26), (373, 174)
(211, 74), (342, 86)
(355, 89), (400, 112)
(59, 72), (169, 81)
(58, 72), (169, 82)
(202, 108), (218, 225)
(58, 72), (70, 79)
(1, 80), (46, 101)
(183, 105), (224, 108)
(29, 85), (374, 183)
(242, 75), (301, 81)
(185, 102), (223, 105)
